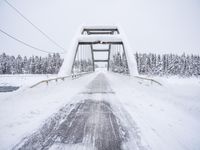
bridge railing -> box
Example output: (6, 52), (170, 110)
(30, 71), (94, 88)
(110, 71), (162, 86)
(133, 76), (162, 86)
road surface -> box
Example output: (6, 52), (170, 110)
(14, 73), (144, 150)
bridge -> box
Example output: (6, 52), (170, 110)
(12, 26), (163, 150)
(0, 1), (199, 148)
(59, 26), (138, 77)
(31, 26), (160, 88)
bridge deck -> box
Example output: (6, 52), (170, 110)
(14, 73), (139, 150)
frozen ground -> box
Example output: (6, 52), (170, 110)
(0, 71), (200, 150)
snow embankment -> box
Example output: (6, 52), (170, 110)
(0, 72), (97, 150)
(106, 72), (200, 150)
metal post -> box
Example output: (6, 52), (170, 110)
(90, 44), (95, 71)
(107, 44), (111, 71)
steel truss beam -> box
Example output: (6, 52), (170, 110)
(87, 31), (113, 35)
(78, 41), (123, 45)
(92, 50), (109, 52)
(93, 60), (109, 62)
(82, 28), (119, 35)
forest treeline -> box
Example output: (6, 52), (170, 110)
(0, 52), (199, 77)
(0, 53), (63, 74)
(135, 53), (200, 77)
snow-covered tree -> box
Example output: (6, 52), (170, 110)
(135, 52), (200, 77)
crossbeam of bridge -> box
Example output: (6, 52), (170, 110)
(82, 27), (119, 35)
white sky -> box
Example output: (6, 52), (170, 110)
(0, 0), (200, 57)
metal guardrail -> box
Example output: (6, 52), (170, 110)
(110, 71), (162, 86)
(30, 71), (94, 88)
(133, 76), (162, 86)
(30, 71), (161, 88)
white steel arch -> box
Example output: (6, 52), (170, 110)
(58, 26), (138, 76)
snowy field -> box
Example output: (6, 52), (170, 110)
(0, 71), (200, 150)
(0, 74), (57, 87)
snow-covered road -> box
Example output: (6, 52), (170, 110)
(13, 73), (144, 150)
(0, 71), (200, 150)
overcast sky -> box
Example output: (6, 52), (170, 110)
(0, 0), (200, 57)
